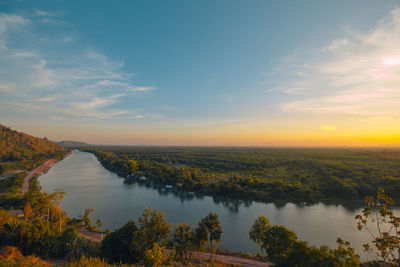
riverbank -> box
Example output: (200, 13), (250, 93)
(22, 159), (55, 194)
(22, 152), (72, 195)
(84, 149), (370, 209)
(37, 150), (382, 259)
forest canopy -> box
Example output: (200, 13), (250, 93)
(84, 146), (400, 203)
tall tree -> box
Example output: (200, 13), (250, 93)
(355, 187), (400, 266)
(249, 216), (270, 256)
(101, 220), (140, 263)
(200, 212), (222, 261)
(194, 222), (208, 252)
(137, 208), (171, 248)
(54, 189), (65, 233)
(23, 202), (32, 220)
(173, 223), (195, 260)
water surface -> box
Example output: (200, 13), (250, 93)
(39, 150), (390, 259)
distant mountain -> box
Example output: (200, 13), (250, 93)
(0, 123), (69, 173)
(56, 140), (90, 147)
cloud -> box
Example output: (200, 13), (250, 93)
(0, 13), (29, 35)
(324, 38), (350, 51)
(73, 95), (125, 110)
(0, 83), (15, 92)
(35, 96), (57, 102)
(130, 86), (157, 92)
(50, 116), (64, 121)
(0, 12), (158, 121)
(0, 13), (29, 49)
(278, 8), (400, 118)
(34, 10), (58, 17)
(10, 51), (37, 57)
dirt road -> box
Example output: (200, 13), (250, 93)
(193, 251), (270, 266)
(21, 159), (56, 194)
(79, 228), (104, 242)
(165, 249), (270, 267)
(79, 232), (270, 266)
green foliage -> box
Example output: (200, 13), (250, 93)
(101, 220), (140, 263)
(0, 172), (25, 209)
(85, 146), (400, 203)
(82, 208), (96, 230)
(194, 221), (208, 251)
(355, 188), (400, 265)
(60, 227), (100, 260)
(200, 212), (222, 261)
(137, 208), (171, 247)
(249, 217), (360, 266)
(25, 177), (67, 226)
(101, 208), (171, 264)
(173, 223), (195, 260)
(143, 243), (174, 267)
(0, 177), (99, 261)
(249, 216), (270, 256)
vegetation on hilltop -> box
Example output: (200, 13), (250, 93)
(0, 124), (69, 174)
(83, 146), (400, 203)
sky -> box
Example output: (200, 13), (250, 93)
(0, 0), (400, 146)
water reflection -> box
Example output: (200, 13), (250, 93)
(38, 150), (394, 258)
(127, 180), (363, 213)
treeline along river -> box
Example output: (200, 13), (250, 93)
(39, 150), (398, 259)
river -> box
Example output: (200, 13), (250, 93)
(39, 150), (388, 259)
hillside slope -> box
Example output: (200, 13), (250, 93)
(0, 124), (69, 173)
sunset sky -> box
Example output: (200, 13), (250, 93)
(0, 0), (399, 146)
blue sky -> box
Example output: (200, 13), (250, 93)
(1, 0), (399, 145)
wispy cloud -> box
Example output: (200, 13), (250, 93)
(0, 13), (29, 35)
(0, 83), (15, 92)
(277, 8), (400, 118)
(0, 11), (158, 121)
(34, 10), (59, 17)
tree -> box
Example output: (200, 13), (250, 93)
(101, 208), (171, 264)
(355, 187), (400, 266)
(248, 216), (360, 266)
(23, 202), (32, 220)
(54, 189), (66, 233)
(200, 212), (222, 261)
(194, 221), (208, 251)
(143, 243), (174, 267)
(101, 220), (140, 263)
(173, 223), (195, 260)
(126, 159), (139, 173)
(137, 208), (171, 248)
(81, 208), (96, 230)
(95, 219), (103, 231)
(249, 216), (270, 256)
(263, 225), (298, 264)
(59, 227), (79, 259)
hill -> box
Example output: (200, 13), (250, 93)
(0, 124), (69, 174)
